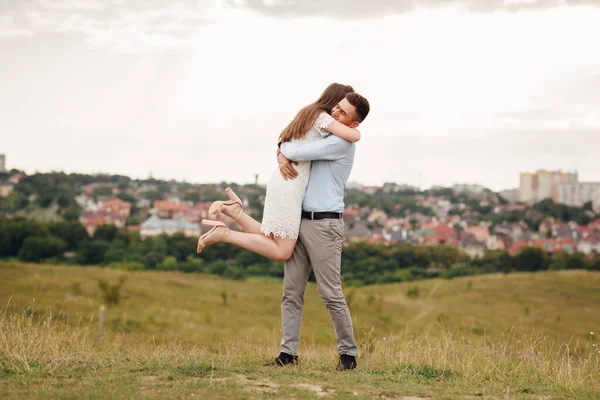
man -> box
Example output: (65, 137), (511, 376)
(271, 92), (370, 370)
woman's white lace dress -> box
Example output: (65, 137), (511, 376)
(260, 112), (334, 240)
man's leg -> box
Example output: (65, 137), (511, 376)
(300, 219), (358, 358)
(280, 227), (311, 357)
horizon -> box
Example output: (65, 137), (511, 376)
(1, 1), (599, 191)
(0, 160), (582, 194)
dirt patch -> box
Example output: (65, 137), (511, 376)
(216, 374), (279, 394)
(140, 376), (159, 393)
(213, 375), (332, 397)
(292, 383), (329, 398)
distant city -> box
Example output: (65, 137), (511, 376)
(2, 153), (598, 209)
(1, 151), (600, 262)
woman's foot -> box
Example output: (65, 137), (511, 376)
(197, 220), (229, 253)
(208, 187), (243, 220)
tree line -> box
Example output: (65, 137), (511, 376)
(1, 217), (599, 286)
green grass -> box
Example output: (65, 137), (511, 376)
(1, 261), (599, 399)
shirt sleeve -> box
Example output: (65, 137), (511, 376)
(313, 112), (335, 136)
(280, 135), (351, 161)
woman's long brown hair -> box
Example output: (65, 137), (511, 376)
(279, 83), (354, 143)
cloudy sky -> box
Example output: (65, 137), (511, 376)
(1, 0), (599, 191)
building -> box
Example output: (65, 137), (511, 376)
(0, 154), (5, 173)
(485, 235), (505, 251)
(101, 198), (132, 217)
(140, 215), (201, 238)
(465, 226), (490, 242)
(345, 181), (362, 190)
(344, 221), (374, 242)
(536, 170), (555, 201)
(452, 184), (486, 195)
(460, 233), (486, 258)
(519, 173), (535, 203)
(0, 183), (13, 197)
(382, 182), (419, 193)
(9, 172), (25, 184)
(153, 199), (188, 218)
(361, 185), (382, 195)
(81, 182), (118, 196)
(499, 189), (519, 203)
(519, 170), (578, 204)
(79, 210), (126, 236)
(555, 182), (600, 212)
(580, 183), (600, 212)
(173, 202), (213, 223)
(554, 182), (578, 206)
(578, 236), (600, 255)
(383, 227), (416, 243)
(367, 209), (387, 226)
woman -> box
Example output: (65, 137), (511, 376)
(196, 83), (360, 260)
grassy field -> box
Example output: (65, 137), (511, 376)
(1, 261), (599, 399)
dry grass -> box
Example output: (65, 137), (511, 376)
(1, 261), (599, 399)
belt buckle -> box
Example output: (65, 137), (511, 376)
(311, 211), (315, 220)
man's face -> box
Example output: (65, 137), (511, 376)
(331, 98), (360, 128)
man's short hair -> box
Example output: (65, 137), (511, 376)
(346, 92), (370, 123)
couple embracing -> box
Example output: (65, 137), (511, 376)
(197, 83), (370, 370)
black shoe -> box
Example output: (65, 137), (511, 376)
(264, 352), (298, 367)
(337, 354), (357, 370)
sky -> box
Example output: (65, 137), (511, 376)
(1, 0), (599, 191)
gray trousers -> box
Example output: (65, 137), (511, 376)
(280, 218), (358, 356)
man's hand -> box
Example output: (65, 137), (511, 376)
(277, 150), (298, 181)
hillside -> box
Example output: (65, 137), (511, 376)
(1, 262), (599, 399)
(2, 262), (599, 344)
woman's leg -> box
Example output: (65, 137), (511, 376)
(234, 211), (262, 235)
(223, 230), (296, 262)
(211, 188), (263, 234)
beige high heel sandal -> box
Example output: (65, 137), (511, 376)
(208, 187), (243, 221)
(197, 219), (229, 254)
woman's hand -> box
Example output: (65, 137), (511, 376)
(277, 150), (298, 181)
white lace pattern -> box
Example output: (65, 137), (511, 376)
(260, 112), (334, 240)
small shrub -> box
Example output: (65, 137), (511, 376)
(24, 307), (39, 318)
(366, 292), (375, 305)
(358, 327), (376, 354)
(471, 325), (485, 336)
(394, 363), (453, 381)
(177, 362), (213, 377)
(220, 290), (228, 307)
(407, 286), (420, 298)
(378, 315), (392, 323)
(344, 288), (356, 309)
(71, 282), (82, 296)
(108, 261), (144, 271)
(223, 266), (246, 280)
(435, 313), (448, 324)
(108, 316), (142, 332)
(203, 310), (213, 324)
(98, 275), (127, 306)
(146, 312), (156, 324)
(159, 256), (178, 271)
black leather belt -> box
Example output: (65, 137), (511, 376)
(301, 211), (343, 220)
